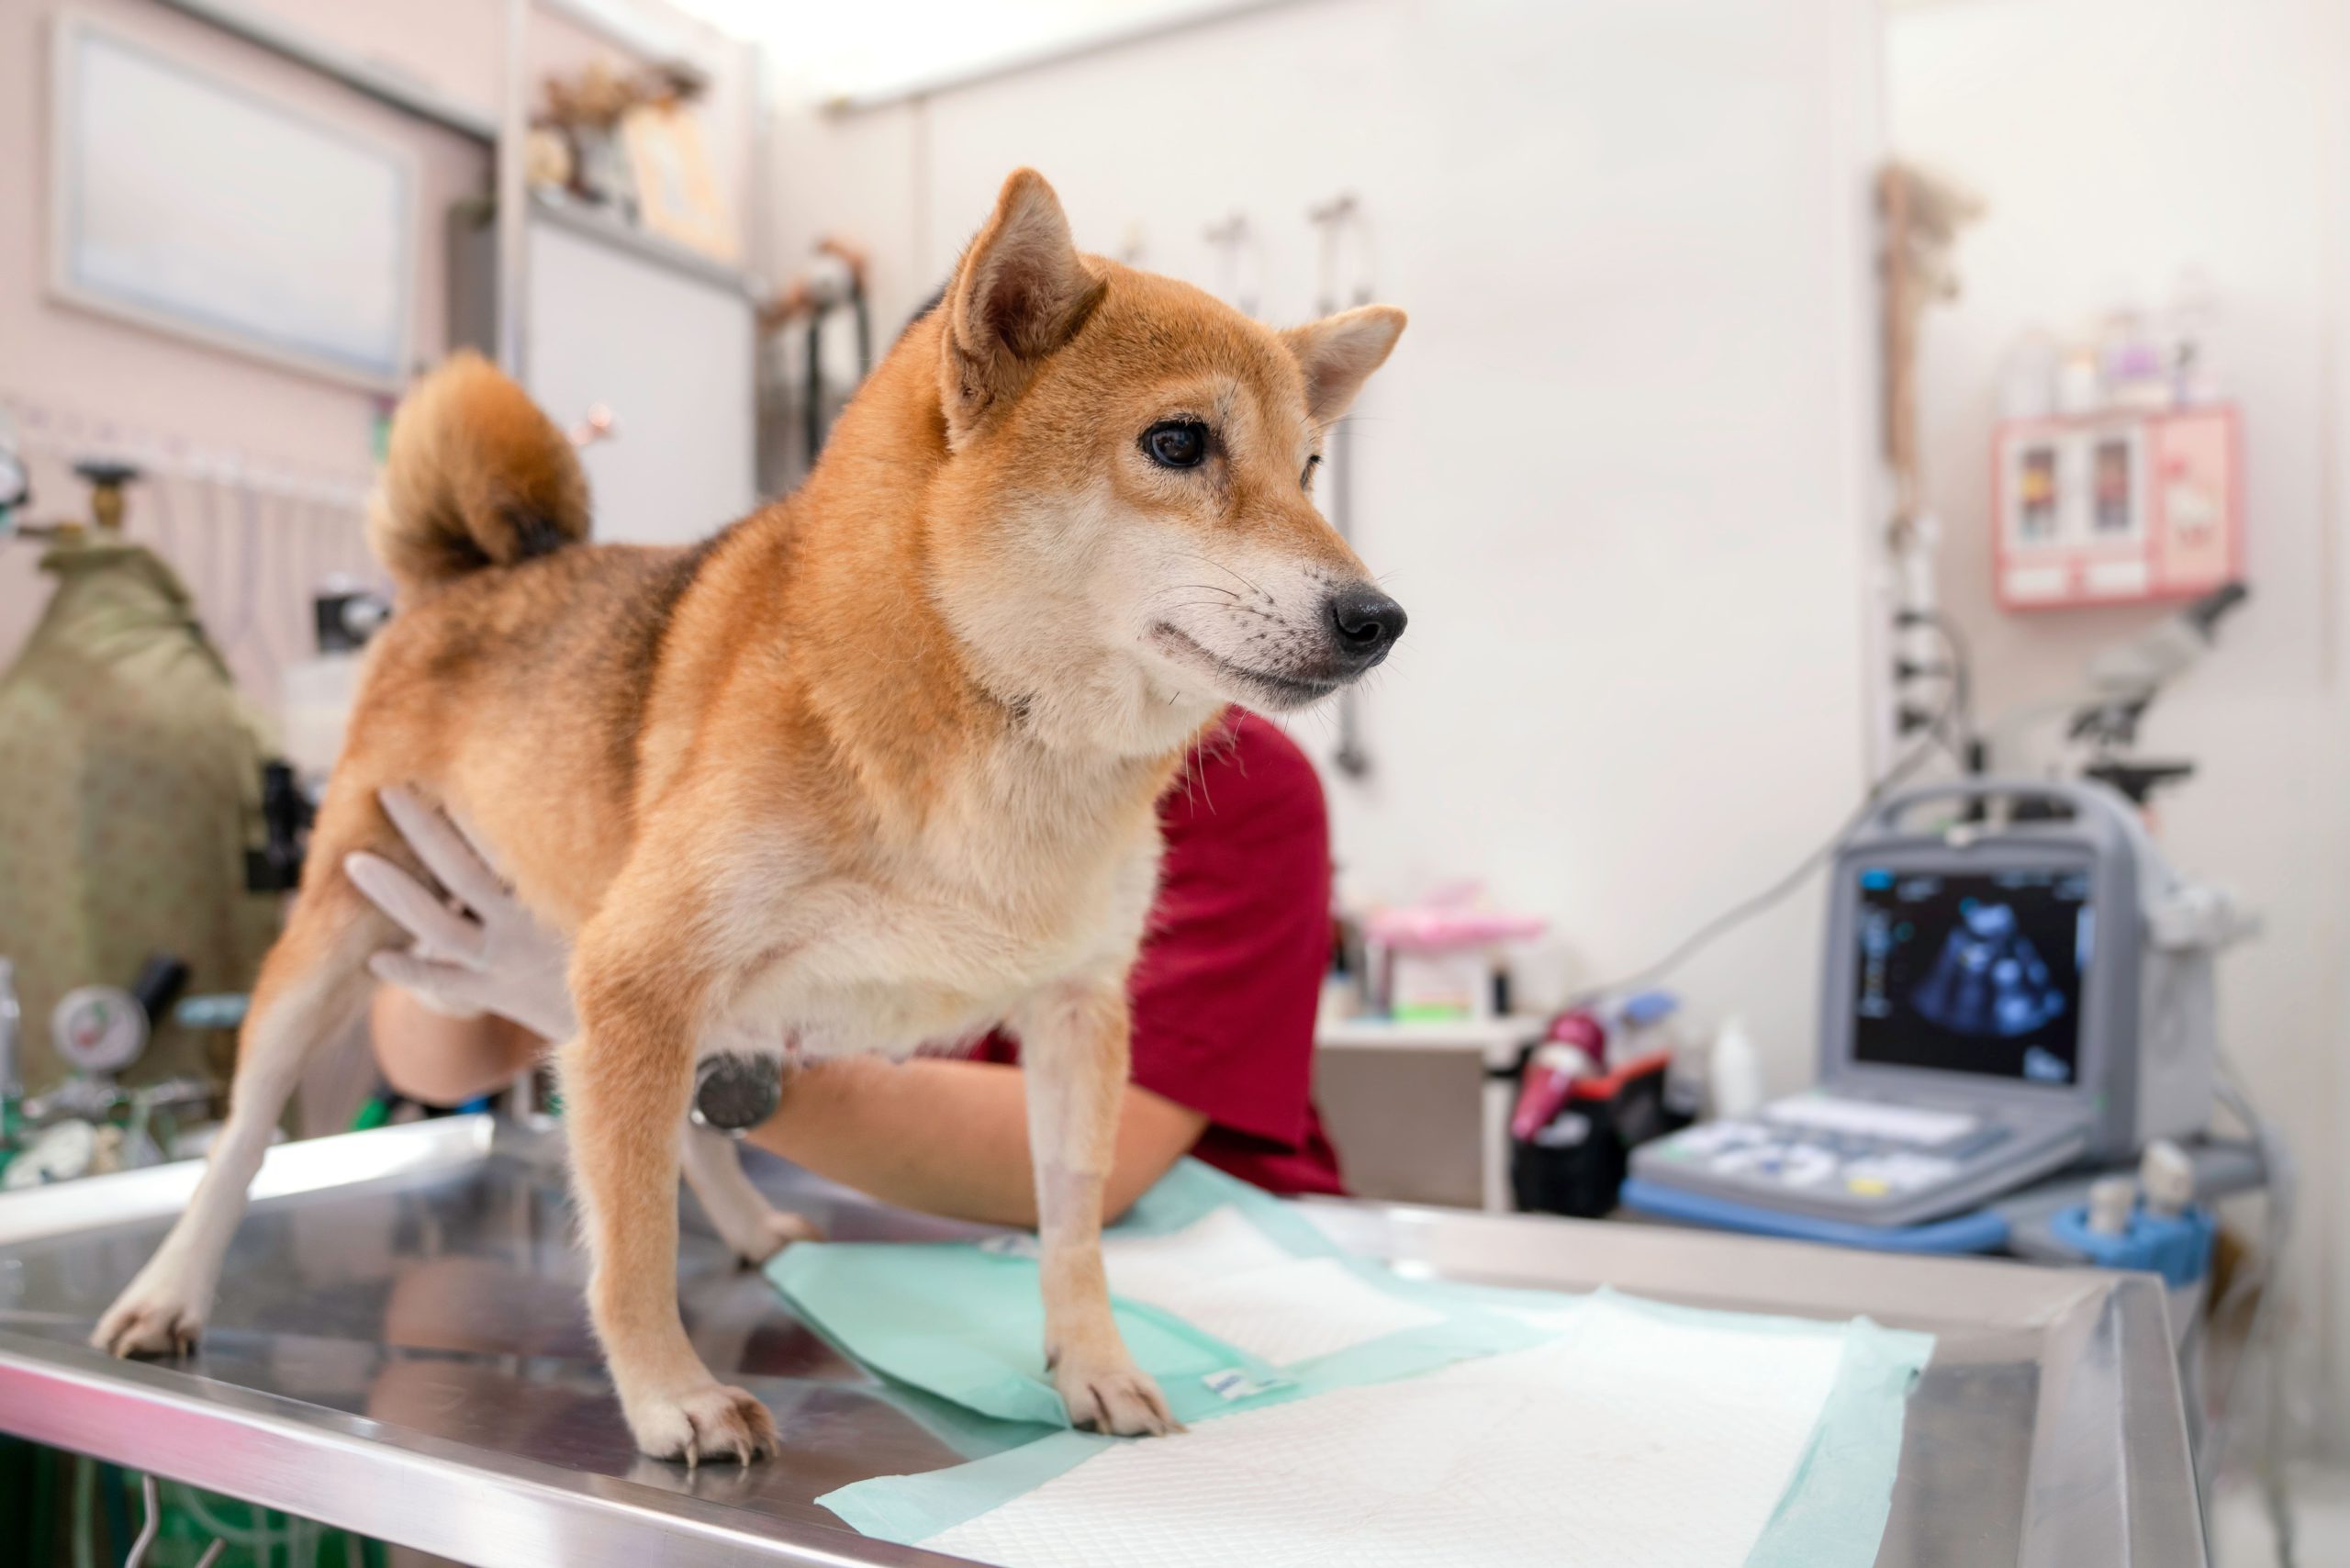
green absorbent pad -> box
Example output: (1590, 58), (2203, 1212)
(770, 1160), (1547, 1428)
(768, 1161), (1932, 1568)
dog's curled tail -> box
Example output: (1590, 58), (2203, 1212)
(367, 350), (589, 599)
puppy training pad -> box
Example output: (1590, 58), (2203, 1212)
(770, 1161), (1931, 1567)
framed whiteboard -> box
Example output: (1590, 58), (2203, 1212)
(49, 11), (419, 391)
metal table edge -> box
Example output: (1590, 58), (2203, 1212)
(0, 1114), (506, 1248)
(2111, 1274), (2208, 1561)
(0, 1327), (968, 1568)
(0, 1117), (2211, 1568)
(1304, 1192), (2134, 1328)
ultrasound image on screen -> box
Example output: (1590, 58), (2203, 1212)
(1851, 867), (2091, 1085)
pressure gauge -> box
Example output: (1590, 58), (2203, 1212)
(52, 985), (148, 1075)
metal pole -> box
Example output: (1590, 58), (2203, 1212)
(495, 0), (530, 379)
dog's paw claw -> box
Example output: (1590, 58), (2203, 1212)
(724, 1208), (824, 1267)
(1056, 1359), (1181, 1437)
(629, 1383), (778, 1465)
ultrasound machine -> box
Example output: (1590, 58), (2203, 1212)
(1628, 778), (2245, 1229)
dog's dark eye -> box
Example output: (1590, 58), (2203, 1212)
(1142, 420), (1209, 469)
(1302, 454), (1322, 490)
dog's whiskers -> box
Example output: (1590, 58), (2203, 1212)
(1174, 550), (1265, 598)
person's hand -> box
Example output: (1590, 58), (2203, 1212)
(344, 786), (578, 1042)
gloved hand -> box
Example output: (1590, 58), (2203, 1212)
(344, 786), (579, 1042)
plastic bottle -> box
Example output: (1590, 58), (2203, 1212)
(2086, 1175), (2137, 1237)
(1707, 1015), (1765, 1121)
(1511, 1011), (1606, 1142)
(2138, 1139), (2195, 1218)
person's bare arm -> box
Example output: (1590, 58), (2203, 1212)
(368, 988), (543, 1107)
(745, 1056), (1207, 1227)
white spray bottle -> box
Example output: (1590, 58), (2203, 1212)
(1708, 1015), (1765, 1122)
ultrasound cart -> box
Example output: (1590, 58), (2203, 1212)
(1627, 779), (2257, 1246)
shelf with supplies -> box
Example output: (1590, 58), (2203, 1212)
(529, 189), (759, 299)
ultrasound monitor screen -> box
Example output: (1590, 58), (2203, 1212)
(1851, 866), (2091, 1085)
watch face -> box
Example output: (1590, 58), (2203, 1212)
(52, 986), (147, 1074)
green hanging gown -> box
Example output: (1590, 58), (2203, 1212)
(0, 540), (282, 1093)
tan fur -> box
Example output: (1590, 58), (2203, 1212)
(365, 350), (591, 599)
(98, 170), (1408, 1462)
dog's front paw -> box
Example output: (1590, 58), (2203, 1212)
(1053, 1352), (1182, 1437)
(719, 1205), (824, 1267)
(626, 1382), (779, 1466)
(93, 1272), (207, 1359)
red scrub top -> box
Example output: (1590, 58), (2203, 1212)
(971, 709), (1347, 1196)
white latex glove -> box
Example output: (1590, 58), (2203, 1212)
(344, 786), (579, 1042)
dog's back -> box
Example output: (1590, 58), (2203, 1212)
(348, 353), (732, 925)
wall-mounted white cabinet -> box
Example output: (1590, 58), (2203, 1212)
(523, 199), (758, 545)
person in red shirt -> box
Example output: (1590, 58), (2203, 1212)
(361, 708), (1345, 1222)
(972, 708), (1347, 1199)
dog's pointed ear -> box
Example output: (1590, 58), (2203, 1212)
(939, 169), (1103, 444)
(1281, 306), (1407, 424)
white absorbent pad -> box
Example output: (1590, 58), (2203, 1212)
(822, 1292), (1929, 1568)
(783, 1162), (1934, 1568)
(1100, 1205), (1454, 1365)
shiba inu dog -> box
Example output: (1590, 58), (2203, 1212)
(95, 169), (1407, 1462)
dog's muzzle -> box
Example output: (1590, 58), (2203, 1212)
(691, 1052), (784, 1137)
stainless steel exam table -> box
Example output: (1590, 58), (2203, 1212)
(0, 1115), (2202, 1566)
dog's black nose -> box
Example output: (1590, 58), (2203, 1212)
(1326, 588), (1408, 666)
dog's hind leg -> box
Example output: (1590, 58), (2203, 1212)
(95, 791), (395, 1358)
(1012, 978), (1179, 1437)
(678, 1124), (822, 1266)
(677, 1025), (823, 1265)
(563, 895), (777, 1463)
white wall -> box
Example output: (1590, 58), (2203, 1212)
(1888, 0), (2348, 1455)
(768, 0), (1886, 1084)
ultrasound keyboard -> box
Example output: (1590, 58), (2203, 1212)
(1631, 1090), (2090, 1227)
